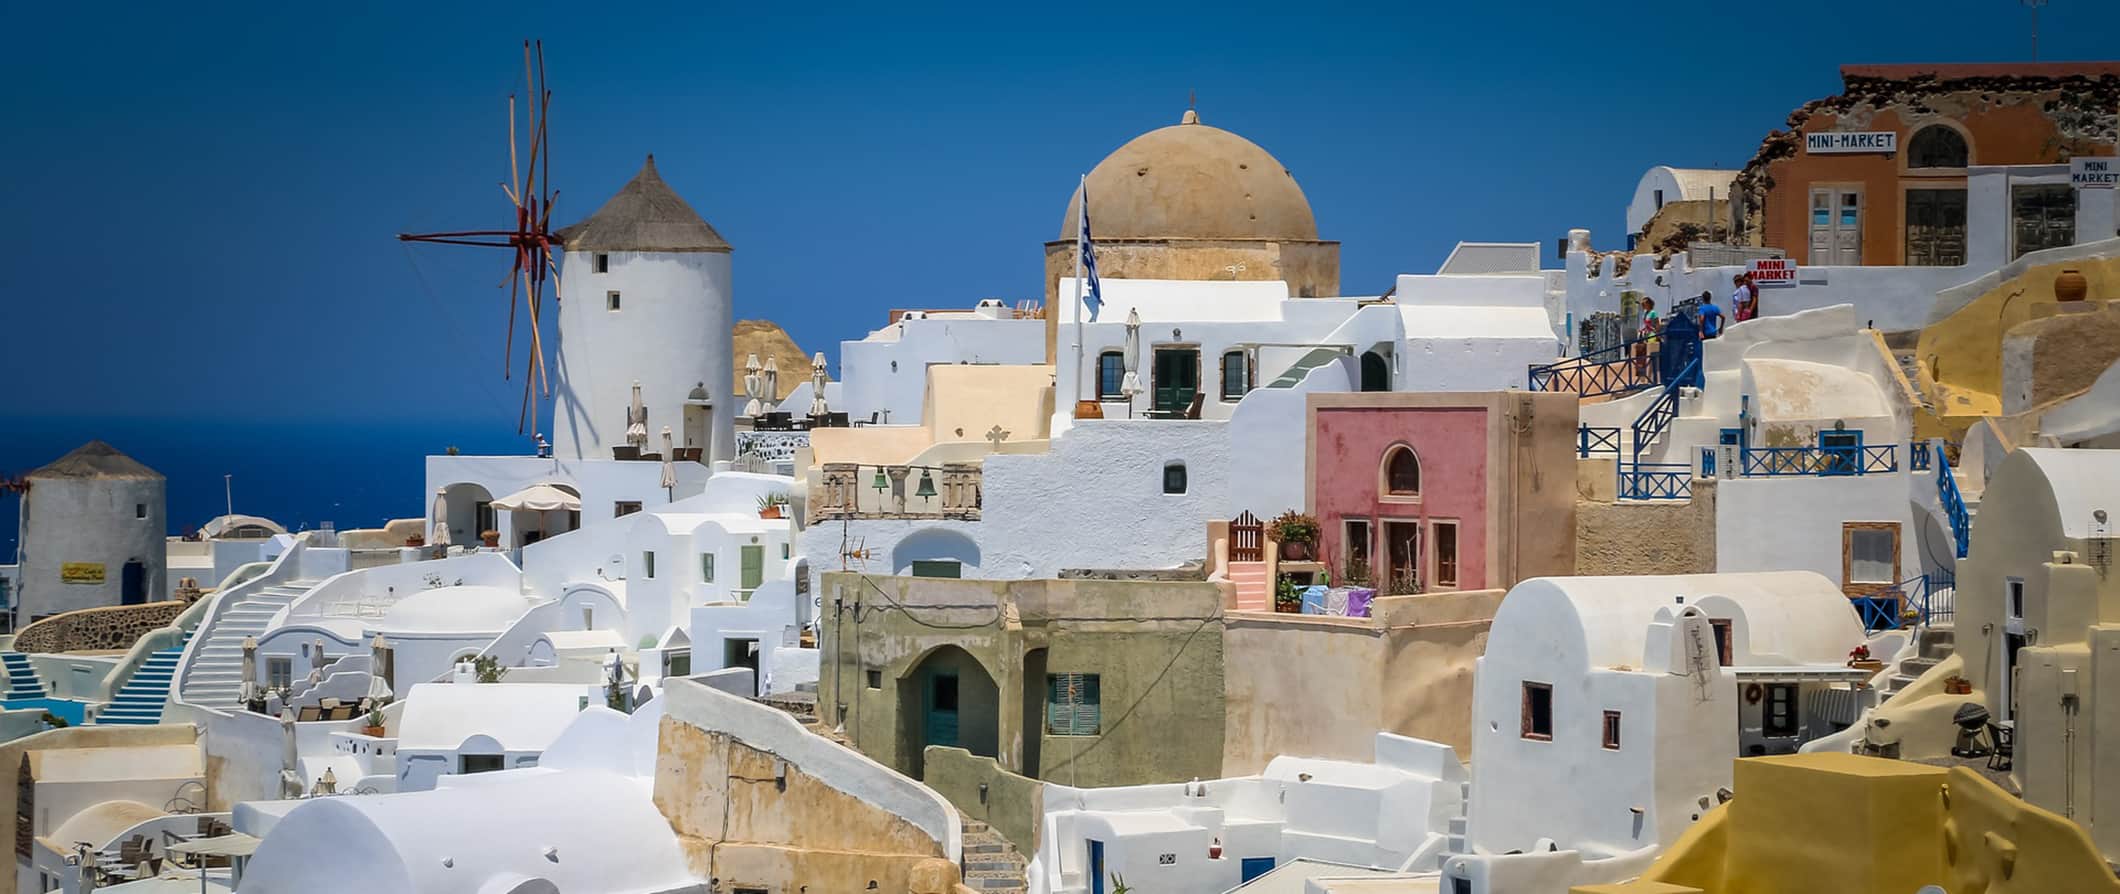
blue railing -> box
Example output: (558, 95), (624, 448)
(1616, 462), (1691, 500)
(1849, 572), (1957, 631)
(1739, 444), (1898, 477)
(1699, 446), (1717, 478)
(1529, 333), (1663, 398)
(1628, 358), (1697, 463)
(1577, 426), (1620, 457)
(1909, 440), (1932, 471)
(1935, 441), (1970, 559)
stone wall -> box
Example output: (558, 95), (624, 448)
(2002, 301), (2120, 415)
(11, 600), (185, 654)
(1574, 477), (1718, 575)
(922, 745), (1045, 853)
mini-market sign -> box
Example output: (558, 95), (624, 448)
(1805, 131), (1898, 154)
(2072, 157), (2117, 188)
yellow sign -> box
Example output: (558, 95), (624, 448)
(60, 563), (105, 584)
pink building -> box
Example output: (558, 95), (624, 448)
(1305, 391), (1580, 594)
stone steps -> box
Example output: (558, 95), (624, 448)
(957, 814), (1026, 894)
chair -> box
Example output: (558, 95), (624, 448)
(296, 706), (323, 722)
(1987, 722), (2014, 772)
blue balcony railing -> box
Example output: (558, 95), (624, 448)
(1909, 440), (1932, 471)
(1699, 446), (1717, 478)
(1849, 572), (1956, 632)
(1740, 444), (1898, 477)
(1529, 334), (1663, 399)
(1617, 462), (1691, 500)
(1577, 426), (1620, 458)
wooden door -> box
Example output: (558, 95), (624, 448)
(1904, 188), (1967, 266)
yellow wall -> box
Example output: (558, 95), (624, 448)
(1581, 753), (2120, 894)
(1914, 256), (2120, 425)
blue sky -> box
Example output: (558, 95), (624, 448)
(2, 1), (2113, 436)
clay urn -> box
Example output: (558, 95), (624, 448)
(2055, 268), (2088, 302)
(1074, 399), (1104, 420)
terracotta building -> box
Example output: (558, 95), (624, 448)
(1736, 62), (2120, 267)
(1043, 108), (1341, 361)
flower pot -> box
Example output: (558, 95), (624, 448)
(480, 531), (500, 548)
(362, 725), (386, 738)
(1074, 399), (1104, 420)
(1944, 677), (1973, 695)
(2055, 268), (2089, 302)
(1279, 540), (1313, 562)
(759, 506), (783, 519)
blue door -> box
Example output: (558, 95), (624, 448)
(1241, 856), (1276, 882)
(1088, 840), (1106, 894)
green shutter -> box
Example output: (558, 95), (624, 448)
(1045, 673), (1101, 736)
(740, 545), (764, 589)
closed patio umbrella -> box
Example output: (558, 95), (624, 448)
(809, 352), (830, 419)
(660, 426), (678, 497)
(742, 354), (766, 417)
(429, 488), (451, 548)
(241, 636), (258, 704)
(1121, 307), (1144, 409)
(626, 380), (650, 450)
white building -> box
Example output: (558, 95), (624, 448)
(551, 154), (735, 465)
(1028, 732), (1465, 894)
(14, 442), (166, 624)
(1454, 571), (1867, 892)
(1624, 167), (1737, 236)
(391, 681), (595, 792)
(836, 300), (1048, 426)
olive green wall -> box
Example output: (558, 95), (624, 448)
(923, 745), (1045, 853)
(820, 573), (1226, 791)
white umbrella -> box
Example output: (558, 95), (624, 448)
(308, 638), (326, 687)
(429, 488), (451, 548)
(762, 356), (780, 405)
(809, 352), (830, 419)
(660, 426), (678, 495)
(626, 380), (649, 450)
(743, 354), (766, 418)
(1121, 307), (1144, 400)
(241, 636), (258, 705)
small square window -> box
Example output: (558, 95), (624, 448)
(1163, 462), (1187, 495)
(135, 503), (146, 519)
(1602, 710), (1621, 750)
(607, 291), (622, 311)
(594, 253), (610, 273)
(1521, 681), (1552, 740)
(866, 669), (882, 689)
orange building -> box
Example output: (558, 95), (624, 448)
(1735, 62), (2120, 267)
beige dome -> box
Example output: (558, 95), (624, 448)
(1062, 110), (1318, 242)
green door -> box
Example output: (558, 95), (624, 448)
(1153, 348), (1200, 413)
(925, 673), (960, 748)
(740, 545), (764, 590)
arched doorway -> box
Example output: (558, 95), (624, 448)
(1360, 351), (1390, 392)
(900, 645), (998, 778)
(120, 560), (147, 605)
(1020, 648), (1048, 777)
(440, 483), (495, 548)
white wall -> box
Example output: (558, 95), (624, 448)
(16, 475), (165, 621)
(1716, 474), (1932, 585)
(838, 315), (1048, 425)
(552, 248), (734, 463)
(423, 454), (713, 553)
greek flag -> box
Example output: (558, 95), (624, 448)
(1079, 185), (1104, 322)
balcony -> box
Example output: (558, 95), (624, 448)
(813, 462), (982, 521)
(1739, 444), (1898, 477)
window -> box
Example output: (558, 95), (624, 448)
(1343, 519), (1371, 577)
(1763, 684), (1799, 737)
(1383, 520), (1420, 594)
(781, 542), (791, 559)
(866, 669), (882, 689)
(1097, 351), (1126, 400)
(1220, 350), (1250, 401)
(2012, 183), (2076, 260)
(642, 551), (657, 579)
(1653, 188), (1665, 209)
(1710, 619), (1734, 666)
(135, 503), (146, 519)
(2007, 578), (2025, 620)
(701, 553), (715, 582)
(459, 754), (506, 774)
(665, 651), (691, 677)
(1163, 461), (1187, 495)
(1906, 125), (1969, 168)
(910, 559), (961, 579)
(1521, 682), (1553, 740)
(1047, 673), (1102, 736)
(1602, 710), (1622, 750)
(1843, 522), (1900, 589)
(1433, 521), (1459, 588)
(606, 291), (622, 311)
(740, 544), (765, 589)
(1382, 446), (1421, 498)
(266, 657), (292, 691)
(594, 253), (610, 273)
(614, 501), (643, 517)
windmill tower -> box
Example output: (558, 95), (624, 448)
(550, 155), (734, 463)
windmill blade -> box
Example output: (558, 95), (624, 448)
(525, 268), (550, 394)
(536, 41), (550, 210)
(503, 94), (521, 207)
(502, 257), (521, 379)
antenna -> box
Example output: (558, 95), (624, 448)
(2022, 0), (2048, 61)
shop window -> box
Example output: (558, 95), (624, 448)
(1382, 446), (1421, 498)
(1602, 710), (1622, 750)
(2012, 184), (2076, 259)
(1097, 352), (1126, 400)
(1047, 673), (1101, 736)
(1521, 681), (1553, 741)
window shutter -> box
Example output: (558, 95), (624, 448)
(1046, 673), (1101, 736)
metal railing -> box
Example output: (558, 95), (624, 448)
(1935, 441), (1971, 559)
(1617, 462), (1692, 500)
(1909, 440), (1932, 471)
(1577, 426), (1620, 458)
(1699, 446), (1717, 478)
(1528, 333), (1663, 398)
(1628, 358), (1696, 461)
(1849, 572), (1957, 631)
(1739, 444), (1898, 477)
(814, 462), (982, 521)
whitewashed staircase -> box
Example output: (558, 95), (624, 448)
(181, 579), (318, 710)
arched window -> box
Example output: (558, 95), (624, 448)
(1382, 446), (1420, 497)
(1907, 125), (1968, 169)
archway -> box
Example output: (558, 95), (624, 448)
(1360, 351), (1390, 392)
(440, 483), (494, 548)
(121, 560), (148, 605)
(892, 528), (982, 578)
(899, 644), (999, 778)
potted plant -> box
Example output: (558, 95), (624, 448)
(757, 492), (790, 519)
(1847, 644), (1884, 673)
(404, 534), (425, 548)
(480, 530), (500, 548)
(362, 708), (386, 738)
(1273, 576), (1304, 614)
(1340, 556), (1373, 588)
(1268, 511), (1320, 562)
(1944, 675), (1973, 695)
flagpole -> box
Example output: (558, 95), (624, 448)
(1074, 174), (1087, 413)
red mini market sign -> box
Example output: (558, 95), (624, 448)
(1747, 258), (1798, 287)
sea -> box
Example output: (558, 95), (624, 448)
(1, 416), (526, 559)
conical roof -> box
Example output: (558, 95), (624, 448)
(30, 440), (162, 480)
(558, 154), (731, 253)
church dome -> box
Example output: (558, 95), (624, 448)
(1061, 109), (1318, 242)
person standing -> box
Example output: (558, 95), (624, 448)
(1634, 297), (1661, 376)
(1698, 290), (1725, 339)
(1732, 272), (1759, 323)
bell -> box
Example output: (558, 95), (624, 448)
(915, 468), (938, 500)
(872, 467), (889, 492)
